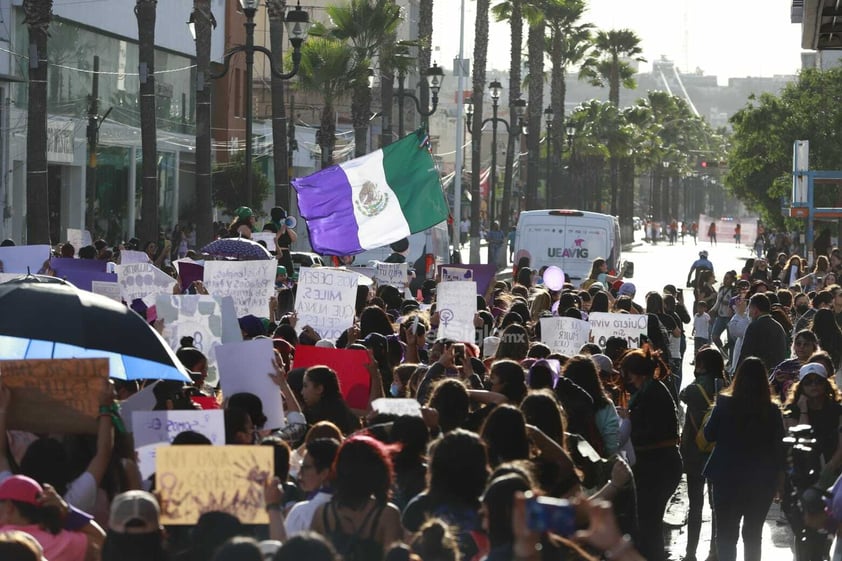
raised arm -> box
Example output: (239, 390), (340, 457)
(88, 380), (116, 485)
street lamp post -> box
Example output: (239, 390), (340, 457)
(210, 0), (310, 206)
(393, 63), (444, 137)
(563, 121), (576, 208)
(466, 86), (525, 225)
(543, 106), (553, 208)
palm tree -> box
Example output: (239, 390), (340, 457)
(23, 0), (52, 244)
(266, 0), (290, 209)
(135, 0), (159, 246)
(297, 37), (359, 168)
(193, 0), (214, 248)
(524, 2), (545, 211)
(491, 0), (522, 234)
(323, 0), (402, 157)
(469, 0), (490, 264)
(579, 29), (644, 219)
(417, 0), (434, 113)
(543, 0), (591, 207)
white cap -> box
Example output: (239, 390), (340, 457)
(799, 363), (828, 381)
(483, 336), (501, 359)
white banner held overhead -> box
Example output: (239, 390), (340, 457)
(202, 260), (277, 318)
(215, 338), (285, 430)
(374, 261), (408, 290)
(435, 281), (477, 342)
(587, 312), (648, 349)
(540, 317), (591, 355)
(294, 267), (359, 341)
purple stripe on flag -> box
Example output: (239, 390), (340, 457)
(292, 165), (363, 255)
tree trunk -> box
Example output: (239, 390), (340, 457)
(380, 28), (396, 147)
(417, 0), (433, 113)
(549, 24), (565, 208)
(352, 81), (371, 158)
(470, 0), (489, 265)
(319, 107), (336, 169)
(267, 0), (290, 210)
(500, 0), (521, 235)
(136, 0), (159, 246)
(525, 19), (543, 211)
(194, 0), (213, 248)
(23, 0), (52, 244)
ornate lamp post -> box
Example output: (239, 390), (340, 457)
(543, 105), (553, 208)
(393, 63), (444, 137)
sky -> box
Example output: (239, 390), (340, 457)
(431, 0), (804, 85)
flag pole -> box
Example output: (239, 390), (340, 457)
(452, 0), (466, 263)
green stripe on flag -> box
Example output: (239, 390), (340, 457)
(382, 130), (450, 232)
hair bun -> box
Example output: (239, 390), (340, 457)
(180, 336), (194, 348)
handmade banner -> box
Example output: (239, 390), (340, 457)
(252, 232), (276, 252)
(90, 281), (122, 302)
(65, 228), (92, 253)
(440, 267), (473, 282)
(156, 294), (242, 386)
(293, 345), (371, 410)
(157, 445), (274, 525)
(0, 245), (51, 274)
(120, 250), (152, 264)
(115, 263), (176, 306)
(202, 260), (276, 318)
(435, 281), (477, 342)
(540, 317), (591, 355)
(437, 264), (498, 296)
(0, 358), (109, 433)
(294, 267), (358, 340)
(374, 261), (408, 290)
(587, 312), (648, 349)
(133, 409), (226, 479)
(174, 259), (205, 292)
(215, 338), (285, 429)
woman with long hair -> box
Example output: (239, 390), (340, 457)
(618, 345), (681, 561)
(770, 329), (819, 402)
(703, 357), (785, 561)
(300, 367), (361, 436)
(810, 308), (842, 374)
(583, 257), (623, 290)
(310, 435), (402, 561)
(679, 346), (726, 561)
(563, 355), (618, 456)
(228, 206), (256, 238)
(493, 325), (530, 362)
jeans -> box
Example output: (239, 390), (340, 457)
(710, 315), (734, 362)
(633, 447), (683, 561)
(686, 472), (716, 559)
(712, 479), (776, 561)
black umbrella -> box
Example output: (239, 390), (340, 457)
(0, 275), (190, 381)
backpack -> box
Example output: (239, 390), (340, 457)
(690, 383), (715, 453)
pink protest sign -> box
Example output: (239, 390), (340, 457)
(292, 346), (371, 410)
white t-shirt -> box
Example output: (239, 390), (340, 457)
(693, 313), (711, 339)
(284, 491), (332, 536)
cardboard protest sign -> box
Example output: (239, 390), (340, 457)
(119, 250), (152, 264)
(371, 398), (421, 417)
(65, 228), (92, 253)
(133, 410), (225, 448)
(294, 267), (358, 340)
(50, 258), (117, 292)
(0, 358), (109, 433)
(174, 259), (205, 292)
(115, 263), (176, 306)
(215, 339), (285, 429)
(540, 317), (591, 355)
(440, 267), (473, 282)
(156, 294), (242, 386)
(347, 266), (376, 286)
(202, 260), (276, 318)
(437, 264), (498, 295)
(374, 261), (408, 290)
(252, 232), (276, 252)
(118, 380), (160, 433)
(293, 345), (371, 410)
(587, 312), (648, 349)
(157, 445), (274, 525)
(90, 281), (122, 302)
(435, 281), (478, 342)
(0, 245), (51, 274)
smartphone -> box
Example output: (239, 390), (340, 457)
(525, 495), (576, 536)
(452, 343), (465, 366)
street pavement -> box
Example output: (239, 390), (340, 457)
(459, 230), (800, 560)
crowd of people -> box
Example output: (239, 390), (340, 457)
(6, 211), (842, 561)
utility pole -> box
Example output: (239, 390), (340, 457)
(191, 0), (214, 248)
(85, 56), (100, 235)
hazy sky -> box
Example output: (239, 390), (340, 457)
(432, 0), (804, 84)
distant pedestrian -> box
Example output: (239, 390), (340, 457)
(692, 301), (711, 354)
(708, 222), (717, 246)
(690, 222), (698, 245)
(486, 221), (504, 266)
(734, 223), (742, 246)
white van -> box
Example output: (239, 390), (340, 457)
(513, 210), (628, 285)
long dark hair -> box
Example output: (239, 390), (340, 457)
(479, 404), (530, 467)
(332, 435), (395, 509)
(721, 357), (778, 440)
(619, 344), (669, 381)
(303, 366), (359, 435)
(810, 308), (842, 369)
(102, 532), (168, 561)
(562, 355), (613, 410)
(427, 429), (489, 508)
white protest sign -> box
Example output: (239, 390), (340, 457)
(120, 250), (152, 264)
(0, 245), (51, 274)
(118, 380), (160, 433)
(203, 260), (276, 318)
(216, 338), (285, 429)
(371, 398), (422, 417)
(435, 281), (477, 342)
(133, 409), (225, 448)
(374, 261), (408, 290)
(66, 228), (92, 252)
(440, 266), (474, 282)
(156, 294), (242, 386)
(115, 263), (175, 305)
(540, 317), (591, 355)
(252, 232), (276, 252)
(294, 267), (359, 340)
(90, 280), (122, 302)
(588, 312), (648, 349)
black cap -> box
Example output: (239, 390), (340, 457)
(390, 238), (409, 253)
